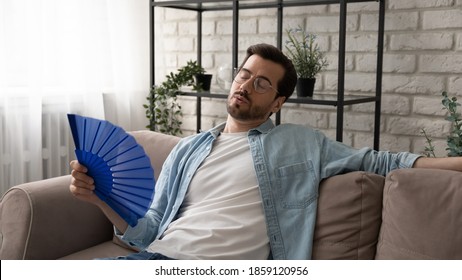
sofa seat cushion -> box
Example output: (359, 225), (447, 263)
(312, 171), (385, 259)
(375, 168), (462, 259)
(59, 241), (137, 260)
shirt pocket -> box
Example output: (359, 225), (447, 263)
(276, 161), (318, 209)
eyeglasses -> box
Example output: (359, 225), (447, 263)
(234, 68), (280, 95)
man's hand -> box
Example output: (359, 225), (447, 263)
(69, 160), (102, 206)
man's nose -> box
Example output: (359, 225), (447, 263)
(240, 77), (255, 93)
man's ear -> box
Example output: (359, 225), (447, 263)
(271, 96), (286, 113)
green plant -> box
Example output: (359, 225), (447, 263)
(442, 91), (462, 156)
(285, 26), (328, 79)
(144, 60), (205, 136)
(421, 128), (436, 158)
(422, 91), (462, 157)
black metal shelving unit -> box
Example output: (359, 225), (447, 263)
(150, 0), (385, 150)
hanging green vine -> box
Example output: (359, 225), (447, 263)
(144, 60), (205, 136)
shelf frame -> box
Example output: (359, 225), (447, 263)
(150, 0), (385, 150)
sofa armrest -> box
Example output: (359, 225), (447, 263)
(0, 175), (113, 259)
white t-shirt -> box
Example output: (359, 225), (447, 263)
(148, 132), (269, 259)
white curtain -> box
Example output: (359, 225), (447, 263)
(0, 0), (149, 195)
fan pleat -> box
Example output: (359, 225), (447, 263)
(84, 120), (101, 152)
(110, 156), (152, 173)
(111, 189), (152, 206)
(112, 183), (154, 198)
(112, 178), (154, 190)
(113, 168), (154, 179)
(93, 124), (117, 155)
(98, 129), (127, 158)
(107, 192), (148, 218)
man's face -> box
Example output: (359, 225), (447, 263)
(227, 55), (285, 122)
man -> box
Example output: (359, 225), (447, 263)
(70, 43), (462, 260)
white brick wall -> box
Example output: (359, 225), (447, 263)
(153, 1), (462, 155)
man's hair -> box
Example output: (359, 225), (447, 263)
(238, 43), (297, 100)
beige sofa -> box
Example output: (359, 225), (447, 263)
(1, 130), (461, 260)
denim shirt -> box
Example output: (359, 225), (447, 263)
(118, 119), (420, 259)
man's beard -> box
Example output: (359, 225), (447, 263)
(226, 92), (269, 121)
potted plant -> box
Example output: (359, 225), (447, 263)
(144, 60), (209, 136)
(285, 26), (328, 97)
(193, 69), (213, 92)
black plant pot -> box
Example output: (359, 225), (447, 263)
(296, 77), (316, 98)
(194, 74), (213, 91)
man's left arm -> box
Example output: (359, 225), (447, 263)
(412, 156), (462, 172)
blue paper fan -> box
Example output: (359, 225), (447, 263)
(67, 114), (155, 227)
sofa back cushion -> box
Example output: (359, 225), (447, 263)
(312, 171), (385, 259)
(376, 168), (462, 259)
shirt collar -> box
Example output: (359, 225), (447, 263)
(208, 118), (275, 138)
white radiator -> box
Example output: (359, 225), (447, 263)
(0, 99), (81, 195)
(41, 102), (77, 179)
